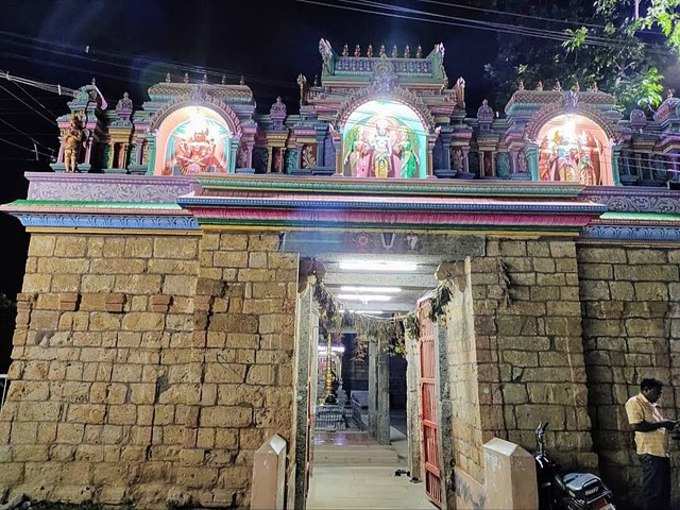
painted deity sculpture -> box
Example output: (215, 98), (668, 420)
(63, 114), (85, 173)
(399, 139), (419, 178)
(171, 128), (225, 174)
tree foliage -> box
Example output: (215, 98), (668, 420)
(483, 0), (679, 113)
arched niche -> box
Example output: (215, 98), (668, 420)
(154, 106), (234, 176)
(341, 100), (428, 179)
(536, 114), (613, 185)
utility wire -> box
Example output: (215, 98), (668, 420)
(0, 30), (296, 90)
(0, 82), (56, 125)
(346, 0), (670, 54)
(300, 0), (671, 56)
(11, 80), (57, 119)
(416, 0), (661, 34)
(0, 115), (54, 152)
(0, 136), (52, 158)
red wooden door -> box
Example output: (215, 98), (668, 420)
(417, 301), (442, 507)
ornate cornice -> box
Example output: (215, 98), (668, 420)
(334, 85), (436, 132)
(525, 102), (617, 141)
(147, 93), (243, 136)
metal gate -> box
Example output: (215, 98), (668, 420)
(417, 300), (442, 507)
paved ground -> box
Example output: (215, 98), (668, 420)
(307, 428), (434, 510)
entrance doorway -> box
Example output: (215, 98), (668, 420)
(304, 254), (440, 510)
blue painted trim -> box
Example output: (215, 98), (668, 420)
(582, 225), (680, 241)
(14, 213), (199, 230)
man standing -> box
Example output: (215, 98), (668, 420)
(625, 378), (676, 510)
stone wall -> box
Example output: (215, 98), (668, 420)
(0, 231), (299, 509)
(466, 239), (596, 469)
(577, 244), (680, 508)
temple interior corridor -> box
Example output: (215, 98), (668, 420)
(306, 429), (433, 510)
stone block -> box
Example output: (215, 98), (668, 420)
(634, 282), (669, 301)
(22, 273), (51, 293)
(200, 406), (252, 427)
(28, 235), (56, 256)
(483, 438), (538, 510)
(251, 434), (287, 510)
(125, 238), (153, 258)
(154, 237), (198, 259)
(51, 274), (81, 292)
(163, 275), (197, 295)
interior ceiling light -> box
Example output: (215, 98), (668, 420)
(340, 286), (402, 293)
(337, 293), (392, 302)
(338, 259), (418, 272)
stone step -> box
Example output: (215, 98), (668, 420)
(313, 446), (400, 466)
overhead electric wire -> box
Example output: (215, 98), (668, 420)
(0, 115), (54, 152)
(0, 82), (56, 125)
(416, 0), (661, 34)
(12, 80), (58, 119)
(299, 0), (672, 56)
(0, 136), (52, 158)
(345, 0), (671, 54)
(0, 30), (296, 90)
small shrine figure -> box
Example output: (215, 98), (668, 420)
(379, 44), (386, 57)
(354, 44), (361, 57)
(296, 73), (308, 106)
(221, 74), (226, 84)
(302, 144), (316, 168)
(391, 45), (398, 58)
(553, 80), (562, 91)
(183, 72), (189, 84)
(342, 44), (349, 56)
(63, 114), (85, 173)
(237, 144), (251, 168)
(536, 80), (544, 91)
(667, 88), (675, 99)
(590, 81), (599, 92)
(202, 73), (207, 84)
(367, 44), (373, 58)
(272, 148), (284, 173)
(313, 75), (319, 87)
(115, 92), (133, 118)
(453, 76), (466, 107)
(404, 45), (411, 58)
(518, 79), (524, 91)
(416, 45), (422, 58)
(240, 75), (245, 85)
(165, 72), (171, 83)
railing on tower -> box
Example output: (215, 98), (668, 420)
(0, 374), (8, 410)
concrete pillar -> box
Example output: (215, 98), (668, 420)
(368, 337), (377, 438)
(376, 335), (391, 445)
(405, 330), (422, 479)
(251, 434), (287, 510)
(483, 438), (538, 510)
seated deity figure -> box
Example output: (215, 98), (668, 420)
(172, 128), (225, 175)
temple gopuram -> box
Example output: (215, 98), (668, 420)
(0, 39), (679, 510)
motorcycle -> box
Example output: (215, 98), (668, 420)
(534, 422), (616, 510)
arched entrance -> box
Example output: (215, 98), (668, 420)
(342, 100), (429, 179)
(154, 105), (234, 176)
(536, 114), (613, 185)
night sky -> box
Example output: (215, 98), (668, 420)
(0, 0), (501, 305)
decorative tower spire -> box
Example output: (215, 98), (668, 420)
(379, 44), (386, 57)
(391, 45), (398, 58)
(165, 72), (171, 83)
(404, 45), (411, 58)
(183, 72), (189, 84)
(416, 45), (422, 58)
(221, 74), (226, 84)
(354, 44), (361, 57)
(367, 44), (373, 58)
(240, 75), (245, 85)
(342, 44), (349, 56)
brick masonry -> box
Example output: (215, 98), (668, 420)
(577, 244), (680, 508)
(0, 232), (678, 509)
(0, 231), (299, 509)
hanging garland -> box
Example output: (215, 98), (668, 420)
(312, 277), (455, 362)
